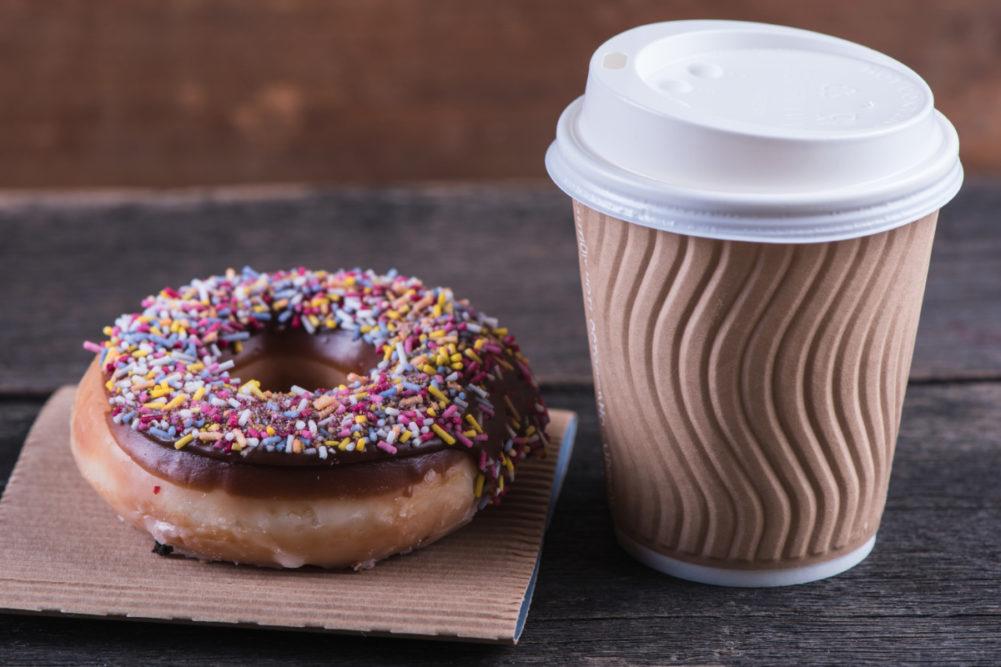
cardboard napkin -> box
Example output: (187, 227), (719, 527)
(0, 387), (577, 644)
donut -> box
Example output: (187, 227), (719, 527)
(72, 267), (549, 569)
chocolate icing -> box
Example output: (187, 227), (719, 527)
(105, 327), (534, 498)
(109, 414), (470, 499)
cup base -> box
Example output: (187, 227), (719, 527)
(616, 531), (876, 587)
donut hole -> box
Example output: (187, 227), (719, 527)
(235, 355), (352, 393)
(230, 328), (379, 393)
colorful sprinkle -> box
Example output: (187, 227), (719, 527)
(86, 267), (549, 504)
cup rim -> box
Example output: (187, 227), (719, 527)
(546, 20), (965, 244)
(547, 98), (963, 244)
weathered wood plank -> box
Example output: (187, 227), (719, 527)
(0, 185), (581, 392)
(1, 382), (999, 664)
(0, 400), (42, 496)
(0, 181), (999, 393)
(920, 182), (1001, 380)
(1, 0), (1000, 188)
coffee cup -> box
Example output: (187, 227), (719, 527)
(546, 20), (962, 586)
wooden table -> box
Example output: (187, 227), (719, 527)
(2, 183), (999, 664)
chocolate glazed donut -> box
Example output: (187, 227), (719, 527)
(71, 268), (549, 569)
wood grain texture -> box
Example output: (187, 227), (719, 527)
(1, 0), (1000, 187)
(3, 181), (999, 662)
(1, 382), (1000, 664)
(1, 182), (999, 393)
(0, 401), (39, 496)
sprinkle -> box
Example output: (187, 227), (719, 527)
(431, 423), (456, 446)
(503, 395), (521, 421)
(313, 395), (335, 410)
(85, 267), (549, 508)
(428, 385), (449, 404)
(162, 393), (188, 411)
(465, 414), (484, 433)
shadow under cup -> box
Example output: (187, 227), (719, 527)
(573, 200), (938, 586)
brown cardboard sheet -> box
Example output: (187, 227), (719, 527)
(0, 387), (578, 644)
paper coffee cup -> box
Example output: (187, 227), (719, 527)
(546, 21), (962, 586)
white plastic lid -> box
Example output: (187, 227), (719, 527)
(545, 20), (963, 243)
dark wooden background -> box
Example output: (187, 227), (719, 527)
(1, 183), (1000, 664)
(2, 0), (1001, 188)
(2, 2), (1001, 662)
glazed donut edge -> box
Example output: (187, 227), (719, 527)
(73, 267), (548, 568)
(72, 361), (479, 569)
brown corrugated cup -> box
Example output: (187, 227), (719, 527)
(547, 21), (963, 585)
